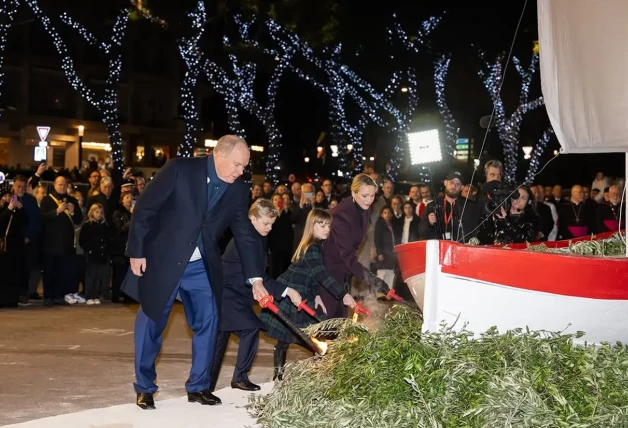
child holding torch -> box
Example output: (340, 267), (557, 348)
(260, 208), (356, 381)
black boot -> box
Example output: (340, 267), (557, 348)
(273, 345), (287, 381)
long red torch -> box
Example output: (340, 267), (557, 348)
(351, 301), (371, 322)
(260, 296), (325, 355)
(387, 289), (422, 313)
(298, 299), (323, 323)
(354, 302), (371, 316)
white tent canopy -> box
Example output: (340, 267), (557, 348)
(537, 0), (628, 153)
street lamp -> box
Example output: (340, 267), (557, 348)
(347, 144), (353, 152)
(78, 125), (85, 169)
(522, 146), (533, 160)
(304, 157), (310, 163)
(401, 87), (408, 93)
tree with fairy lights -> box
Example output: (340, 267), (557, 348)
(24, 0), (129, 171)
(0, 1), (17, 118)
(434, 54), (459, 159)
(261, 19), (395, 179)
(177, 1), (206, 157)
(477, 49), (545, 181)
(204, 20), (293, 185)
(525, 126), (554, 184)
(380, 68), (419, 181)
(375, 13), (442, 181)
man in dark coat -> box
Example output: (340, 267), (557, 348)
(39, 176), (83, 306)
(122, 135), (270, 410)
(10, 175), (40, 305)
(419, 170), (480, 243)
(210, 199), (300, 392)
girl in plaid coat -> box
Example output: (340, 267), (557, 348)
(260, 208), (356, 380)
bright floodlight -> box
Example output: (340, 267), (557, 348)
(408, 129), (442, 165)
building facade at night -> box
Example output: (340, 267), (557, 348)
(0, 12), (261, 175)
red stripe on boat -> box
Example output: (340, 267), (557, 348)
(395, 231), (628, 300)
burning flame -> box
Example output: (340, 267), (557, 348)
(352, 312), (359, 322)
(311, 337), (328, 355)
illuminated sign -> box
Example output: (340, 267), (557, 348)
(34, 146), (47, 161)
(408, 129), (442, 165)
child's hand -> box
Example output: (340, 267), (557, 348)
(286, 288), (302, 307)
(314, 295), (327, 315)
(342, 293), (356, 308)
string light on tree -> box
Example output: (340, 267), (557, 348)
(434, 54), (459, 159)
(383, 68), (420, 182)
(259, 18), (404, 178)
(525, 126), (554, 184)
(387, 12), (443, 53)
(177, 1), (206, 157)
(0, 1), (17, 118)
(203, 29), (292, 185)
(383, 16), (442, 182)
(25, 0), (129, 171)
(477, 48), (545, 181)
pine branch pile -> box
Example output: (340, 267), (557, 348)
(525, 233), (625, 256)
(249, 307), (628, 427)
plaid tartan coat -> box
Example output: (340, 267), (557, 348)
(260, 242), (346, 344)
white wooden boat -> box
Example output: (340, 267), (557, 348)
(395, 232), (628, 345)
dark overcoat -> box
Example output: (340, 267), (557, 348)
(122, 156), (261, 323)
(320, 197), (369, 316)
(260, 243), (345, 344)
(220, 235), (285, 332)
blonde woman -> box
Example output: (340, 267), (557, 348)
(78, 203), (112, 304)
(321, 173), (389, 318)
(260, 208), (356, 381)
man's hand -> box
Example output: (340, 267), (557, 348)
(130, 258), (146, 276)
(428, 212), (437, 225)
(314, 295), (327, 315)
(285, 288), (302, 307)
(36, 163), (46, 176)
(342, 293), (356, 308)
(252, 280), (269, 302)
(56, 202), (68, 214)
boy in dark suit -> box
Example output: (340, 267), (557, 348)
(210, 199), (301, 391)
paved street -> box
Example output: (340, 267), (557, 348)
(0, 302), (310, 426)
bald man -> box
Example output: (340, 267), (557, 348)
(596, 185), (625, 232)
(558, 185), (595, 239)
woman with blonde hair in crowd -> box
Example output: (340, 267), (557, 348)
(78, 203), (112, 305)
(321, 173), (389, 318)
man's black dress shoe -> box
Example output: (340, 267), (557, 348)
(136, 392), (156, 410)
(187, 389), (222, 405)
(231, 380), (261, 391)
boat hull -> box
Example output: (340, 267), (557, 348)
(396, 234), (628, 345)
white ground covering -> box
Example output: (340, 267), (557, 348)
(2, 382), (273, 428)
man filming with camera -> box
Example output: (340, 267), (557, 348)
(419, 171), (480, 243)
